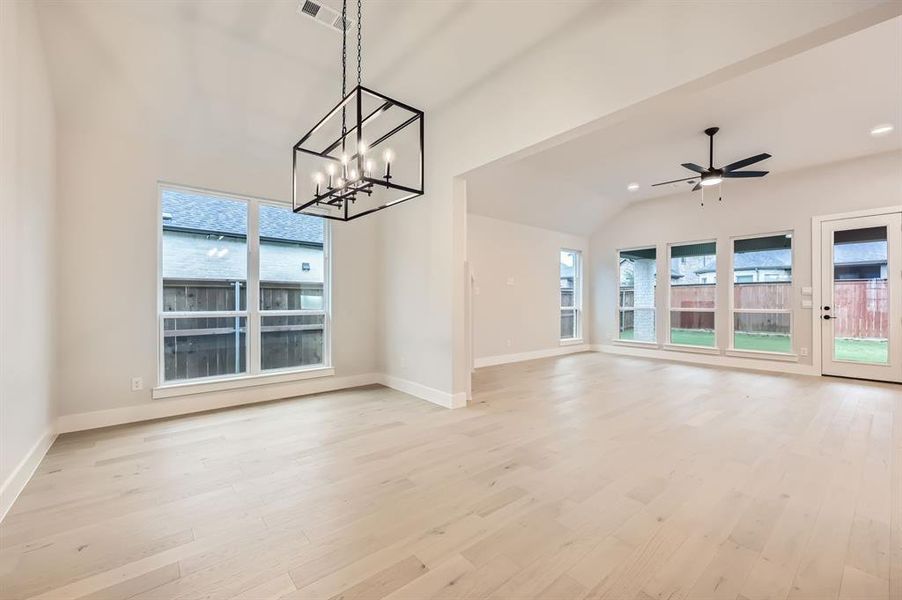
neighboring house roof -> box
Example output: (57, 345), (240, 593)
(696, 250), (791, 274)
(161, 189), (323, 246)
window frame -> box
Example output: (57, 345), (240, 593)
(727, 230), (795, 357)
(156, 183), (332, 391)
(666, 239), (718, 351)
(616, 245), (659, 346)
(560, 248), (583, 342)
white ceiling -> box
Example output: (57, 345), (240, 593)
(35, 0), (595, 153)
(466, 16), (902, 236)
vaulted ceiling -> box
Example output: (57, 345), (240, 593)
(35, 0), (594, 153)
(466, 16), (902, 235)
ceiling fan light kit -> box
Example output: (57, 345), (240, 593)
(292, 0), (425, 221)
(651, 126), (771, 204)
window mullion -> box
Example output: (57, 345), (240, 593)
(247, 199), (261, 375)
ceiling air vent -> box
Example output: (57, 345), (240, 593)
(300, 0), (320, 17)
(297, 0), (350, 34)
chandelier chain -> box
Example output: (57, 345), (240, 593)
(356, 0), (362, 86)
(341, 0), (347, 138)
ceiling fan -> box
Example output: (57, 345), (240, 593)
(652, 127), (771, 191)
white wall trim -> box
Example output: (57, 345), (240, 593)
(378, 374), (467, 409)
(56, 373), (380, 434)
(152, 367), (336, 400)
(595, 344), (819, 376)
(474, 343), (590, 368)
(1, 426), (57, 523)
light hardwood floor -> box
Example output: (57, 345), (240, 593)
(1, 352), (900, 600)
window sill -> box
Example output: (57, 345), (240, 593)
(725, 349), (799, 362)
(612, 339), (659, 348)
(153, 366), (334, 400)
(560, 338), (584, 346)
(663, 343), (720, 356)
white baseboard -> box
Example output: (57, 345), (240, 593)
(56, 372), (381, 434)
(474, 344), (590, 368)
(378, 374), (467, 409)
(1, 426), (57, 523)
(595, 344), (819, 376)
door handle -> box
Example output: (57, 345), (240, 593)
(823, 314), (832, 320)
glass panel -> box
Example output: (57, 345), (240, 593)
(733, 312), (791, 353)
(670, 243), (716, 309)
(833, 226), (889, 364)
(561, 308), (577, 339)
(619, 248), (656, 341)
(161, 189), (248, 311)
(261, 315), (325, 371)
(670, 311), (715, 347)
(560, 250), (577, 309)
(259, 204), (325, 311)
(733, 235), (792, 310)
(620, 308), (655, 342)
(163, 317), (247, 382)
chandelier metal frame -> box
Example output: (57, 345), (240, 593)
(292, 0), (425, 222)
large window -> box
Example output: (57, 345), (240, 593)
(560, 249), (582, 340)
(669, 241), (716, 347)
(160, 187), (328, 384)
(618, 247), (656, 343)
(731, 234), (792, 354)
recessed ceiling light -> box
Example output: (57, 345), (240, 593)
(627, 183), (640, 192)
(870, 123), (894, 137)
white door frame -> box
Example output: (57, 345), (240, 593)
(811, 204), (902, 380)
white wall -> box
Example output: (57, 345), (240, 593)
(590, 150), (902, 366)
(378, 1), (894, 399)
(51, 120), (379, 419)
(468, 215), (588, 362)
(0, 0), (57, 510)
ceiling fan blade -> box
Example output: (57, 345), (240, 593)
(723, 170), (769, 178)
(691, 182), (702, 192)
(722, 153), (771, 172)
(681, 162), (706, 174)
(651, 176), (697, 187)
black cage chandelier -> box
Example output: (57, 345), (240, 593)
(292, 0), (424, 221)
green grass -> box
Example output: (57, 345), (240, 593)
(834, 338), (888, 364)
(619, 328), (888, 363)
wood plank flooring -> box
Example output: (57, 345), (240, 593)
(1, 352), (900, 599)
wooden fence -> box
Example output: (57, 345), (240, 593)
(833, 280), (888, 339)
(620, 280), (887, 338)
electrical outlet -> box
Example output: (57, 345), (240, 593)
(800, 347), (808, 357)
(506, 277), (515, 286)
(131, 376), (143, 391)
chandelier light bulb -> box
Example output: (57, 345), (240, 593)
(349, 169), (359, 181)
(326, 163), (336, 176)
(365, 159), (374, 175)
(383, 149), (394, 163)
(336, 177), (345, 188)
(341, 153), (349, 165)
(313, 172), (324, 183)
(359, 141), (368, 154)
